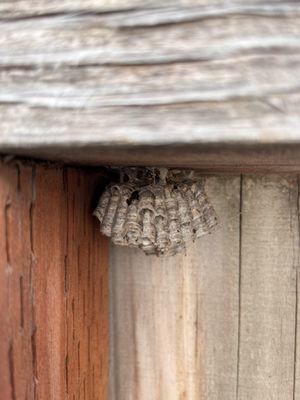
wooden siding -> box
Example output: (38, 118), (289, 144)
(1, 1), (300, 168)
(110, 174), (300, 399)
(0, 160), (108, 400)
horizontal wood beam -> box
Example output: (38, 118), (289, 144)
(1, 1), (300, 169)
(3, 144), (300, 173)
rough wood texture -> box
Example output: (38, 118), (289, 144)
(110, 174), (300, 399)
(237, 175), (298, 398)
(110, 176), (241, 399)
(0, 160), (108, 400)
(1, 1), (300, 168)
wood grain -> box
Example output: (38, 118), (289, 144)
(110, 175), (241, 399)
(2, 1), (299, 18)
(0, 160), (108, 400)
(237, 175), (299, 399)
(1, 1), (300, 167)
(295, 177), (300, 398)
(0, 161), (34, 400)
(110, 174), (300, 399)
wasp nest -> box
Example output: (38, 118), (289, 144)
(93, 168), (217, 256)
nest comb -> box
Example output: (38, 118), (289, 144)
(93, 168), (217, 256)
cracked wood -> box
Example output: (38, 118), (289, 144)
(1, 1), (300, 167)
(0, 160), (109, 400)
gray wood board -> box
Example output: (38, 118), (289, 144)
(1, 2), (300, 166)
(238, 175), (299, 399)
(109, 174), (300, 399)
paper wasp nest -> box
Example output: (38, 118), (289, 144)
(93, 168), (217, 256)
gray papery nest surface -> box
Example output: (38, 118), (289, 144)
(93, 168), (217, 256)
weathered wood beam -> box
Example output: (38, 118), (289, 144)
(1, 1), (300, 168)
(4, 144), (300, 173)
(1, 1), (300, 19)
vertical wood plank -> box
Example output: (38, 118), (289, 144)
(110, 176), (241, 400)
(237, 175), (298, 399)
(0, 160), (108, 400)
(0, 162), (34, 400)
(32, 166), (67, 400)
(295, 176), (300, 399)
(61, 168), (109, 400)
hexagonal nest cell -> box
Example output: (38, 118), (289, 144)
(93, 168), (218, 256)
